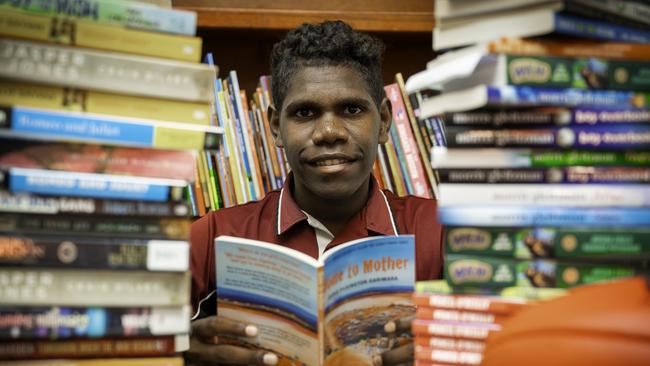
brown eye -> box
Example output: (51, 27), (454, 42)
(345, 105), (363, 115)
(295, 108), (314, 118)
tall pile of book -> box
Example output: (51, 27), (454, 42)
(407, 1), (650, 365)
(0, 1), (218, 365)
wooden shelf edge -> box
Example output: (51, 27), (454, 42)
(178, 7), (435, 32)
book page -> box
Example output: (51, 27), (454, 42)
(215, 236), (320, 366)
(321, 235), (416, 366)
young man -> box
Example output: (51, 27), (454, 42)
(186, 20), (443, 366)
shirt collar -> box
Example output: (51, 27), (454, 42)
(276, 173), (398, 236)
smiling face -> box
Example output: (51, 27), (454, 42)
(271, 65), (390, 206)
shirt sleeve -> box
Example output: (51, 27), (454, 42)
(189, 212), (217, 319)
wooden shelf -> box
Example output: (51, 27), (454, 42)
(173, 0), (434, 32)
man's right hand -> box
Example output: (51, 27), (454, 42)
(184, 316), (278, 366)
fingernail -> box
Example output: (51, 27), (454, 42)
(245, 325), (258, 337)
(212, 336), (219, 344)
(263, 353), (278, 365)
(384, 321), (396, 333)
(372, 354), (383, 366)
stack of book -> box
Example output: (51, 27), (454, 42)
(407, 1), (650, 365)
(0, 1), (217, 365)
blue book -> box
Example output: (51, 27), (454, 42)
(420, 85), (650, 119)
(0, 106), (222, 150)
(226, 73), (255, 202)
(6, 168), (184, 202)
(388, 124), (415, 195)
(438, 206), (650, 227)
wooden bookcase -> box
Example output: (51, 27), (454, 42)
(173, 0), (436, 97)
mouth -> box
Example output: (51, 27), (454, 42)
(306, 154), (358, 170)
(312, 158), (350, 167)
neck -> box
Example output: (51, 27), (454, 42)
(293, 178), (371, 237)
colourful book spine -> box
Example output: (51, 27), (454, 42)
(554, 12), (650, 43)
(488, 38), (650, 61)
(486, 85), (650, 108)
(385, 83), (431, 198)
(1, 106), (222, 151)
(0, 0), (197, 35)
(388, 123), (415, 195)
(0, 214), (190, 240)
(0, 305), (189, 340)
(0, 80), (212, 126)
(437, 167), (650, 184)
(217, 89), (246, 204)
(5, 168), (185, 202)
(195, 153), (210, 213)
(0, 191), (190, 217)
(437, 206), (650, 227)
(205, 151), (221, 210)
(383, 135), (407, 197)
(0, 10), (201, 62)
(444, 124), (650, 149)
(0, 234), (189, 270)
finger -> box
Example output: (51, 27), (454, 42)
(186, 339), (278, 366)
(384, 315), (415, 334)
(192, 316), (259, 341)
(379, 343), (414, 366)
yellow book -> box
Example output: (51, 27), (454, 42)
(0, 80), (211, 125)
(0, 9), (201, 62)
(218, 91), (246, 205)
(384, 135), (407, 197)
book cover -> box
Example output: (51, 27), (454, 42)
(0, 39), (215, 103)
(442, 108), (650, 128)
(215, 235), (416, 366)
(0, 106), (222, 150)
(0, 10), (202, 62)
(0, 0), (197, 35)
(0, 357), (183, 366)
(430, 147), (650, 168)
(0, 214), (190, 240)
(444, 254), (645, 289)
(0, 191), (190, 217)
(437, 206), (650, 227)
(437, 167), (650, 184)
(0, 305), (189, 340)
(444, 124), (650, 150)
(0, 268), (190, 306)
(414, 280), (566, 302)
(444, 226), (650, 260)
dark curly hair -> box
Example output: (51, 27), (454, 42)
(270, 20), (385, 111)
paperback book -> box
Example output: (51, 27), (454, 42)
(215, 235), (416, 366)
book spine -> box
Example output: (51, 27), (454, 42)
(0, 336), (177, 360)
(430, 147), (650, 168)
(443, 108), (650, 127)
(387, 127), (413, 195)
(439, 183), (650, 207)
(0, 305), (190, 340)
(444, 254), (643, 289)
(444, 226), (650, 260)
(567, 0), (650, 28)
(415, 346), (483, 365)
(489, 38), (650, 61)
(416, 307), (509, 325)
(0, 191), (190, 217)
(437, 167), (650, 184)
(0, 268), (190, 306)
(1, 106), (222, 151)
(385, 84), (430, 198)
(414, 336), (486, 352)
(412, 319), (501, 340)
(0, 39), (214, 102)
(5, 167), (185, 202)
(504, 54), (650, 91)
(554, 12), (650, 43)
(225, 76), (255, 202)
(437, 206), (650, 227)
(0, 214), (190, 240)
(486, 85), (650, 109)
(0, 0), (197, 35)
(0, 10), (202, 62)
(411, 293), (525, 314)
(217, 88), (247, 205)
(445, 124), (650, 149)
(0, 80), (212, 126)
(0, 139), (197, 181)
(0, 358), (184, 366)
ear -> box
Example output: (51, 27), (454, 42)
(378, 97), (391, 144)
(269, 104), (284, 148)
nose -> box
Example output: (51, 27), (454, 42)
(312, 112), (348, 145)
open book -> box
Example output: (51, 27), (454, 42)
(215, 235), (416, 366)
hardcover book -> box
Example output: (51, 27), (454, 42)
(215, 235), (416, 366)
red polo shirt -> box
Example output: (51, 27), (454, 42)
(189, 177), (443, 318)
